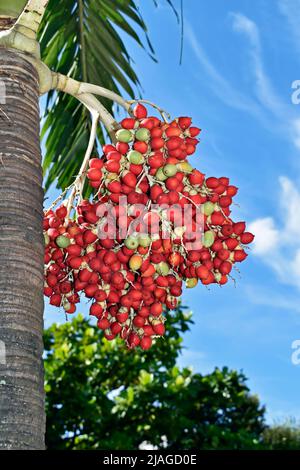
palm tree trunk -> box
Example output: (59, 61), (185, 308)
(0, 48), (45, 449)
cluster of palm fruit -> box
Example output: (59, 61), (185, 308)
(44, 103), (254, 349)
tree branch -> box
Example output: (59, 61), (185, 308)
(15, 0), (50, 36)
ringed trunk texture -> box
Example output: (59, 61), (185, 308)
(0, 48), (45, 449)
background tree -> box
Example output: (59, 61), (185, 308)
(44, 306), (267, 450)
(0, 0), (178, 449)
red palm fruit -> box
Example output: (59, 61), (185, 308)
(233, 221), (246, 235)
(142, 277), (154, 288)
(78, 268), (92, 282)
(140, 336), (152, 350)
(67, 293), (80, 304)
(151, 253), (164, 264)
(221, 224), (234, 237)
(50, 294), (61, 306)
(166, 296), (177, 309)
(122, 172), (137, 188)
(60, 281), (72, 294)
(90, 303), (103, 317)
(218, 249), (230, 261)
(68, 257), (83, 269)
(97, 318), (110, 330)
(170, 285), (182, 296)
(94, 290), (107, 302)
(55, 205), (67, 219)
(168, 252), (181, 267)
(212, 239), (223, 252)
(151, 137), (164, 150)
(218, 176), (229, 186)
(165, 177), (179, 191)
(87, 168), (102, 181)
(219, 196), (232, 208)
(89, 180), (101, 188)
(74, 233), (84, 247)
(82, 229), (96, 244)
(111, 272), (123, 286)
(196, 265), (210, 280)
(188, 170), (204, 185)
(211, 212), (225, 225)
(89, 272), (99, 284)
(133, 103), (147, 119)
(150, 184), (163, 201)
(166, 136), (182, 150)
(103, 144), (116, 154)
(110, 322), (122, 335)
(165, 126), (181, 137)
(128, 332), (140, 348)
(206, 177), (219, 189)
(66, 244), (81, 257)
(152, 323), (165, 335)
(103, 251), (117, 265)
(186, 144), (196, 155)
(203, 259), (213, 270)
(209, 194), (219, 203)
(227, 185), (238, 196)
(110, 260), (121, 272)
(117, 312), (128, 323)
(154, 287), (165, 299)
(133, 141), (148, 153)
(74, 279), (87, 291)
(219, 261), (232, 275)
(46, 274), (58, 287)
(178, 116), (192, 129)
(107, 150), (122, 161)
(44, 286), (52, 297)
(105, 160), (120, 173)
(189, 126), (201, 137)
(133, 316), (145, 328)
(234, 250), (248, 262)
(108, 291), (120, 303)
(89, 157), (104, 169)
(140, 118), (155, 129)
(151, 127), (163, 138)
(121, 117), (136, 129)
(138, 247), (149, 256)
(49, 216), (61, 229)
(148, 153), (164, 168)
(116, 141), (129, 154)
(151, 239), (162, 251)
(167, 190), (179, 204)
(187, 251), (201, 262)
(130, 290), (143, 302)
(65, 303), (76, 314)
(47, 228), (59, 239)
(143, 325), (154, 336)
(240, 232), (254, 244)
(85, 212), (98, 224)
(142, 267), (158, 279)
(213, 258), (222, 269)
(100, 238), (114, 249)
(215, 184), (226, 195)
(88, 258), (101, 272)
(218, 275), (228, 285)
(130, 163), (143, 175)
(156, 275), (169, 287)
(225, 238), (239, 250)
(150, 302), (163, 316)
(85, 284), (98, 297)
(117, 251), (130, 264)
(107, 181), (121, 193)
(201, 272), (215, 285)
(139, 306), (150, 318)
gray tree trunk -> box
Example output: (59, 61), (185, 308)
(0, 48), (45, 449)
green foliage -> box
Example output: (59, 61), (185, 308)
(263, 423), (300, 450)
(44, 306), (267, 450)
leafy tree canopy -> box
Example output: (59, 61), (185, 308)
(44, 306), (266, 450)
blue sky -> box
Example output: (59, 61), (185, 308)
(44, 0), (300, 423)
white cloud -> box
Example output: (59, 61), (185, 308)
(248, 217), (279, 255)
(250, 176), (300, 288)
